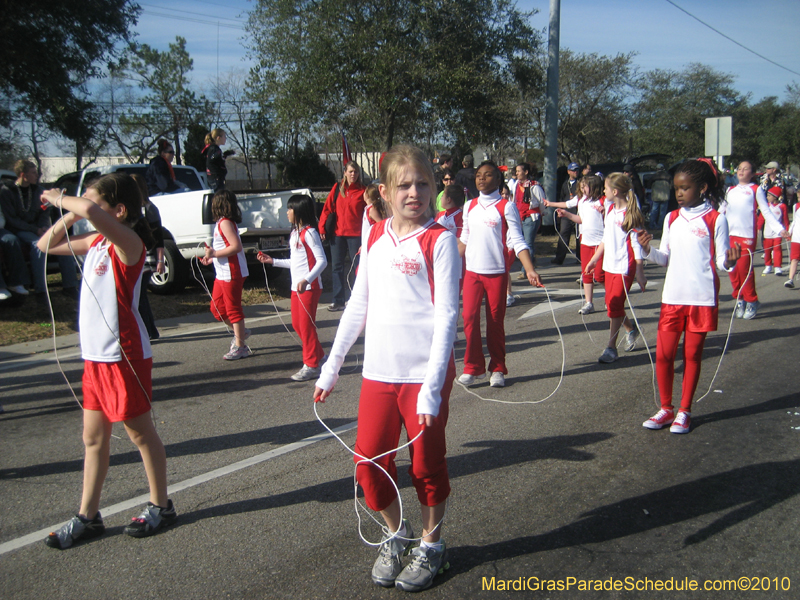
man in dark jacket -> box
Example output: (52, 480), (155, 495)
(553, 162), (581, 264)
(455, 154), (479, 200)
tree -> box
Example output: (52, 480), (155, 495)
(631, 63), (747, 161)
(0, 1), (138, 140)
(210, 70), (259, 188)
(115, 37), (213, 164)
(246, 0), (541, 152)
(736, 93), (800, 168)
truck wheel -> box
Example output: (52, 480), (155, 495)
(149, 240), (187, 295)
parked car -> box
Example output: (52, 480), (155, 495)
(55, 165), (309, 293)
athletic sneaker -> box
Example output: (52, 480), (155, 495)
(230, 328), (252, 350)
(489, 372), (505, 388)
(10, 285), (29, 295)
(670, 410), (691, 434)
(516, 271), (527, 281)
(734, 300), (746, 318)
(578, 301), (594, 315)
(45, 513), (105, 549)
(223, 344), (252, 360)
(785, 279), (795, 289)
(458, 373), (485, 386)
(372, 520), (414, 587)
(643, 408), (675, 430)
(327, 303), (345, 312)
(395, 542), (449, 592)
(743, 301), (760, 320)
(0, 288), (10, 301)
(506, 294), (516, 307)
(775, 268), (784, 276)
(291, 364), (320, 381)
(124, 500), (177, 538)
(598, 347), (618, 364)
(762, 266), (773, 276)
(624, 328), (639, 352)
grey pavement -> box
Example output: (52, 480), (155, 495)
(1, 254), (799, 599)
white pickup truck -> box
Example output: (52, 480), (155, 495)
(54, 164), (310, 293)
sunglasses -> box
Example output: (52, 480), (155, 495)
(165, 150), (175, 154)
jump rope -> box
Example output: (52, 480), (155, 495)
(43, 192), (156, 433)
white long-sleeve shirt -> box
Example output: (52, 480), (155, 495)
(566, 196), (606, 246)
(460, 191), (528, 274)
(643, 202), (731, 307)
(723, 183), (785, 239)
(272, 226), (327, 291)
(316, 218), (460, 417)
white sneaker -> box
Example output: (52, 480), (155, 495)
(578, 301), (594, 315)
(458, 373), (485, 386)
(775, 268), (784, 276)
(762, 266), (773, 276)
(230, 328), (252, 350)
(290, 364), (320, 381)
(489, 372), (505, 387)
(0, 289), (10, 301)
(624, 328), (640, 352)
(10, 285), (29, 295)
(223, 345), (252, 360)
(506, 294), (516, 307)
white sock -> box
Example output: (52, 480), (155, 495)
(420, 539), (443, 552)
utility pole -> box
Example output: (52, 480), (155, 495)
(543, 0), (560, 208)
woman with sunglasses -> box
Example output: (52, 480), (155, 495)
(146, 139), (188, 196)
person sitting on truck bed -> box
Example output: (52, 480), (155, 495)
(146, 139), (187, 196)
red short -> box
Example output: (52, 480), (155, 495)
(83, 358), (153, 422)
(658, 303), (718, 333)
(580, 243), (605, 284)
(605, 272), (633, 318)
(210, 276), (246, 323)
(791, 242), (800, 262)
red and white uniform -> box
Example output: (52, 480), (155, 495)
(436, 207), (463, 239)
(361, 209), (378, 248)
(601, 205), (642, 318)
(459, 191), (528, 375)
(566, 195), (605, 284)
(757, 202), (789, 268)
(273, 225), (327, 368)
(80, 236), (151, 362)
(790, 204), (800, 261)
(212, 217), (249, 281)
(641, 202), (732, 413)
(509, 179), (544, 223)
(316, 218), (460, 512)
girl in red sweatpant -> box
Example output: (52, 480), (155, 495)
(258, 194), (327, 381)
(637, 159), (740, 434)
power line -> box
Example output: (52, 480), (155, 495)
(140, 9), (246, 30)
(665, 0), (800, 78)
(139, 2), (246, 24)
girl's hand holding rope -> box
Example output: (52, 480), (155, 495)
(199, 256), (213, 266)
(313, 385), (331, 403)
(637, 229), (653, 253)
(297, 279), (310, 293)
(724, 242), (742, 270)
(256, 251), (273, 265)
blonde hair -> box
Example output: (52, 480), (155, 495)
(605, 172), (644, 233)
(379, 145), (436, 220)
(340, 161), (362, 196)
(205, 128), (226, 145)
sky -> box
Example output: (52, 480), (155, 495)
(132, 0), (800, 103)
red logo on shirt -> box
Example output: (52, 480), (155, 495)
(690, 225), (709, 239)
(391, 253), (422, 276)
(94, 263), (108, 276)
(483, 214), (500, 228)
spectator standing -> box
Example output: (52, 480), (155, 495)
(0, 160), (78, 305)
(759, 161), (784, 193)
(202, 129), (233, 192)
(649, 164), (672, 230)
(623, 163), (647, 209)
(455, 154), (479, 200)
(508, 162), (545, 276)
(433, 154), (453, 194)
(435, 168), (456, 213)
(146, 140), (187, 196)
(553, 162), (581, 264)
(0, 200), (31, 300)
(319, 161), (366, 311)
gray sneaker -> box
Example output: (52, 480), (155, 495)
(624, 328), (639, 352)
(734, 299), (746, 318)
(598, 347), (618, 364)
(45, 513), (105, 549)
(578, 301), (594, 315)
(743, 301), (760, 320)
(124, 500), (177, 538)
(395, 541), (449, 592)
(223, 344), (252, 360)
(291, 364), (320, 381)
(230, 328), (252, 350)
(372, 520), (414, 587)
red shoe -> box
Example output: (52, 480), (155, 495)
(643, 408), (674, 430)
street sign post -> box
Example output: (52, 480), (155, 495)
(705, 116), (732, 171)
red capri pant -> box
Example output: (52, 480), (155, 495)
(580, 244), (605, 284)
(353, 361), (455, 512)
(292, 289), (324, 368)
(605, 272), (633, 318)
(656, 304), (717, 412)
(210, 276), (246, 323)
(728, 236), (757, 303)
(791, 242), (800, 261)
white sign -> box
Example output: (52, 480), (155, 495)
(705, 117), (733, 157)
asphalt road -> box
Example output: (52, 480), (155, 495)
(1, 254), (799, 600)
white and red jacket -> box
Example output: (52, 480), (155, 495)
(508, 179), (545, 221)
(757, 203), (789, 239)
(602, 206), (643, 276)
(80, 236), (152, 362)
(272, 225), (327, 291)
(212, 217), (248, 281)
(566, 195), (606, 246)
(643, 202), (732, 307)
(460, 191), (529, 274)
(791, 205), (800, 244)
(436, 207), (463, 238)
(723, 183), (785, 239)
(317, 217), (460, 417)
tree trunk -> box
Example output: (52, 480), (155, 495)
(384, 111), (396, 151)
